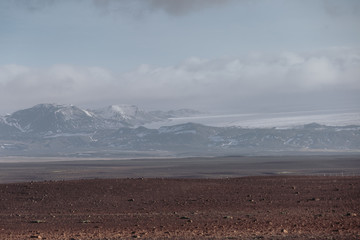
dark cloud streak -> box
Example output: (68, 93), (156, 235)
(322, 0), (360, 17)
(12, 0), (56, 11)
(9, 0), (236, 18)
(92, 0), (235, 17)
(147, 0), (234, 16)
(8, 0), (360, 18)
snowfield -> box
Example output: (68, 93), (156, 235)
(144, 109), (360, 129)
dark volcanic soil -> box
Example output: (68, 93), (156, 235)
(0, 176), (359, 239)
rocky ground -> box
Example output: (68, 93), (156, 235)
(0, 176), (359, 239)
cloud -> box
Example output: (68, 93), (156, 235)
(9, 0), (360, 18)
(146, 0), (234, 16)
(6, 0), (236, 20)
(0, 65), (118, 112)
(10, 0), (56, 11)
(323, 0), (360, 17)
(0, 49), (359, 113)
(92, 0), (235, 17)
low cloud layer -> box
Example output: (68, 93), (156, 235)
(0, 49), (359, 114)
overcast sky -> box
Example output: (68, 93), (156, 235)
(0, 0), (359, 114)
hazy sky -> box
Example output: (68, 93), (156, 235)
(0, 0), (359, 114)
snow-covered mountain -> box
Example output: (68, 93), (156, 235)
(0, 104), (359, 157)
(3, 104), (102, 134)
(0, 103), (202, 135)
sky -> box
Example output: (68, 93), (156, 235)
(0, 0), (359, 114)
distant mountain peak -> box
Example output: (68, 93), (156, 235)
(4, 103), (98, 134)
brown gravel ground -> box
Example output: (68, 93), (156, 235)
(0, 176), (359, 239)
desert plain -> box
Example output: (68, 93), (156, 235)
(0, 155), (359, 239)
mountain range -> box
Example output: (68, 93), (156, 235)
(0, 103), (201, 134)
(0, 104), (359, 157)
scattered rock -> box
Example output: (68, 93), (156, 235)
(30, 235), (42, 239)
(223, 216), (233, 219)
(346, 212), (357, 217)
(281, 229), (288, 234)
(180, 216), (190, 220)
(30, 220), (45, 223)
(128, 199), (135, 202)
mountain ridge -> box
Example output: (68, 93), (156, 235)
(0, 103), (359, 158)
(1, 103), (203, 134)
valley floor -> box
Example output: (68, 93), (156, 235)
(1, 155), (360, 183)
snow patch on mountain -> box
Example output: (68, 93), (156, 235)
(55, 105), (95, 121)
(144, 110), (360, 129)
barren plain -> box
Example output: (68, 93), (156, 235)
(0, 156), (359, 239)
